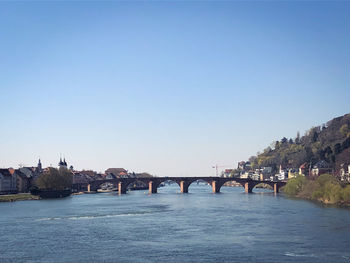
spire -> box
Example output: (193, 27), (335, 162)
(38, 158), (42, 171)
(59, 156), (64, 166)
(58, 155), (67, 168)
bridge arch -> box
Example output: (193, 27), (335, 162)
(125, 179), (148, 191)
(213, 179), (246, 193)
(152, 179), (181, 193)
(188, 179), (214, 192)
(90, 179), (120, 192)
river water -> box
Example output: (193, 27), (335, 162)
(1, 184), (350, 263)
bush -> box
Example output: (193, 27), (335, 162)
(284, 175), (307, 196)
(284, 173), (349, 205)
(323, 183), (342, 203)
(316, 174), (338, 187)
(310, 174), (342, 203)
(342, 185), (350, 202)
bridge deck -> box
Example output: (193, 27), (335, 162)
(86, 177), (286, 195)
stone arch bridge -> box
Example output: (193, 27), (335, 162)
(87, 177), (286, 195)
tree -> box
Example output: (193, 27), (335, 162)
(342, 137), (350, 150)
(274, 141), (280, 149)
(340, 124), (350, 137)
(36, 167), (73, 190)
(334, 143), (342, 154)
(263, 147), (272, 153)
(284, 175), (308, 196)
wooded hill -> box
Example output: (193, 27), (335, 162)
(249, 113), (350, 174)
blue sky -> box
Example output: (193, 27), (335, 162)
(1, 1), (349, 176)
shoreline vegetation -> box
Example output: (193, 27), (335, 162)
(284, 174), (350, 206)
(0, 193), (40, 202)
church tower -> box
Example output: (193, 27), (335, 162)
(58, 157), (67, 169)
(37, 158), (42, 171)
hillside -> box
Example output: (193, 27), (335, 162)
(249, 113), (350, 175)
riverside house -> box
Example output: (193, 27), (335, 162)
(340, 164), (350, 182)
(15, 169), (31, 193)
(0, 168), (17, 194)
(310, 160), (333, 178)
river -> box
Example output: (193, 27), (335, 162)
(1, 184), (350, 263)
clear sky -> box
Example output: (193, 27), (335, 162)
(1, 1), (349, 176)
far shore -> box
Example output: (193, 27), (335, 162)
(0, 193), (40, 202)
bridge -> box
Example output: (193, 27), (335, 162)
(87, 177), (286, 195)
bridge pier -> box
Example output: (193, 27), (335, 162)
(274, 183), (279, 194)
(211, 181), (220, 193)
(180, 181), (189, 193)
(244, 182), (253, 193)
(149, 181), (157, 194)
(87, 184), (91, 192)
(118, 182), (127, 195)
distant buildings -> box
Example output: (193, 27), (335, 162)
(0, 159), (43, 194)
(72, 171), (94, 192)
(240, 167), (271, 181)
(310, 160), (332, 179)
(235, 160), (316, 182)
(237, 161), (251, 171)
(105, 168), (128, 178)
(0, 158), (77, 195)
(223, 169), (233, 178)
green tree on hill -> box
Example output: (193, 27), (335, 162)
(340, 124), (350, 137)
(249, 113), (350, 173)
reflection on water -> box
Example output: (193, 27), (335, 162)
(1, 184), (350, 263)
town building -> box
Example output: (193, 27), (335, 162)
(237, 161), (251, 171)
(223, 169), (233, 178)
(105, 168), (128, 178)
(260, 173), (271, 181)
(15, 169), (31, 193)
(72, 172), (93, 192)
(17, 159), (44, 191)
(58, 158), (68, 169)
(310, 160), (333, 178)
(340, 163), (350, 182)
(299, 163), (308, 175)
(288, 168), (298, 178)
(0, 168), (17, 194)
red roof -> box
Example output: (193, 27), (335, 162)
(299, 163), (308, 169)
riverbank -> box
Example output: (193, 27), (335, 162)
(0, 193), (40, 202)
(284, 174), (350, 206)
